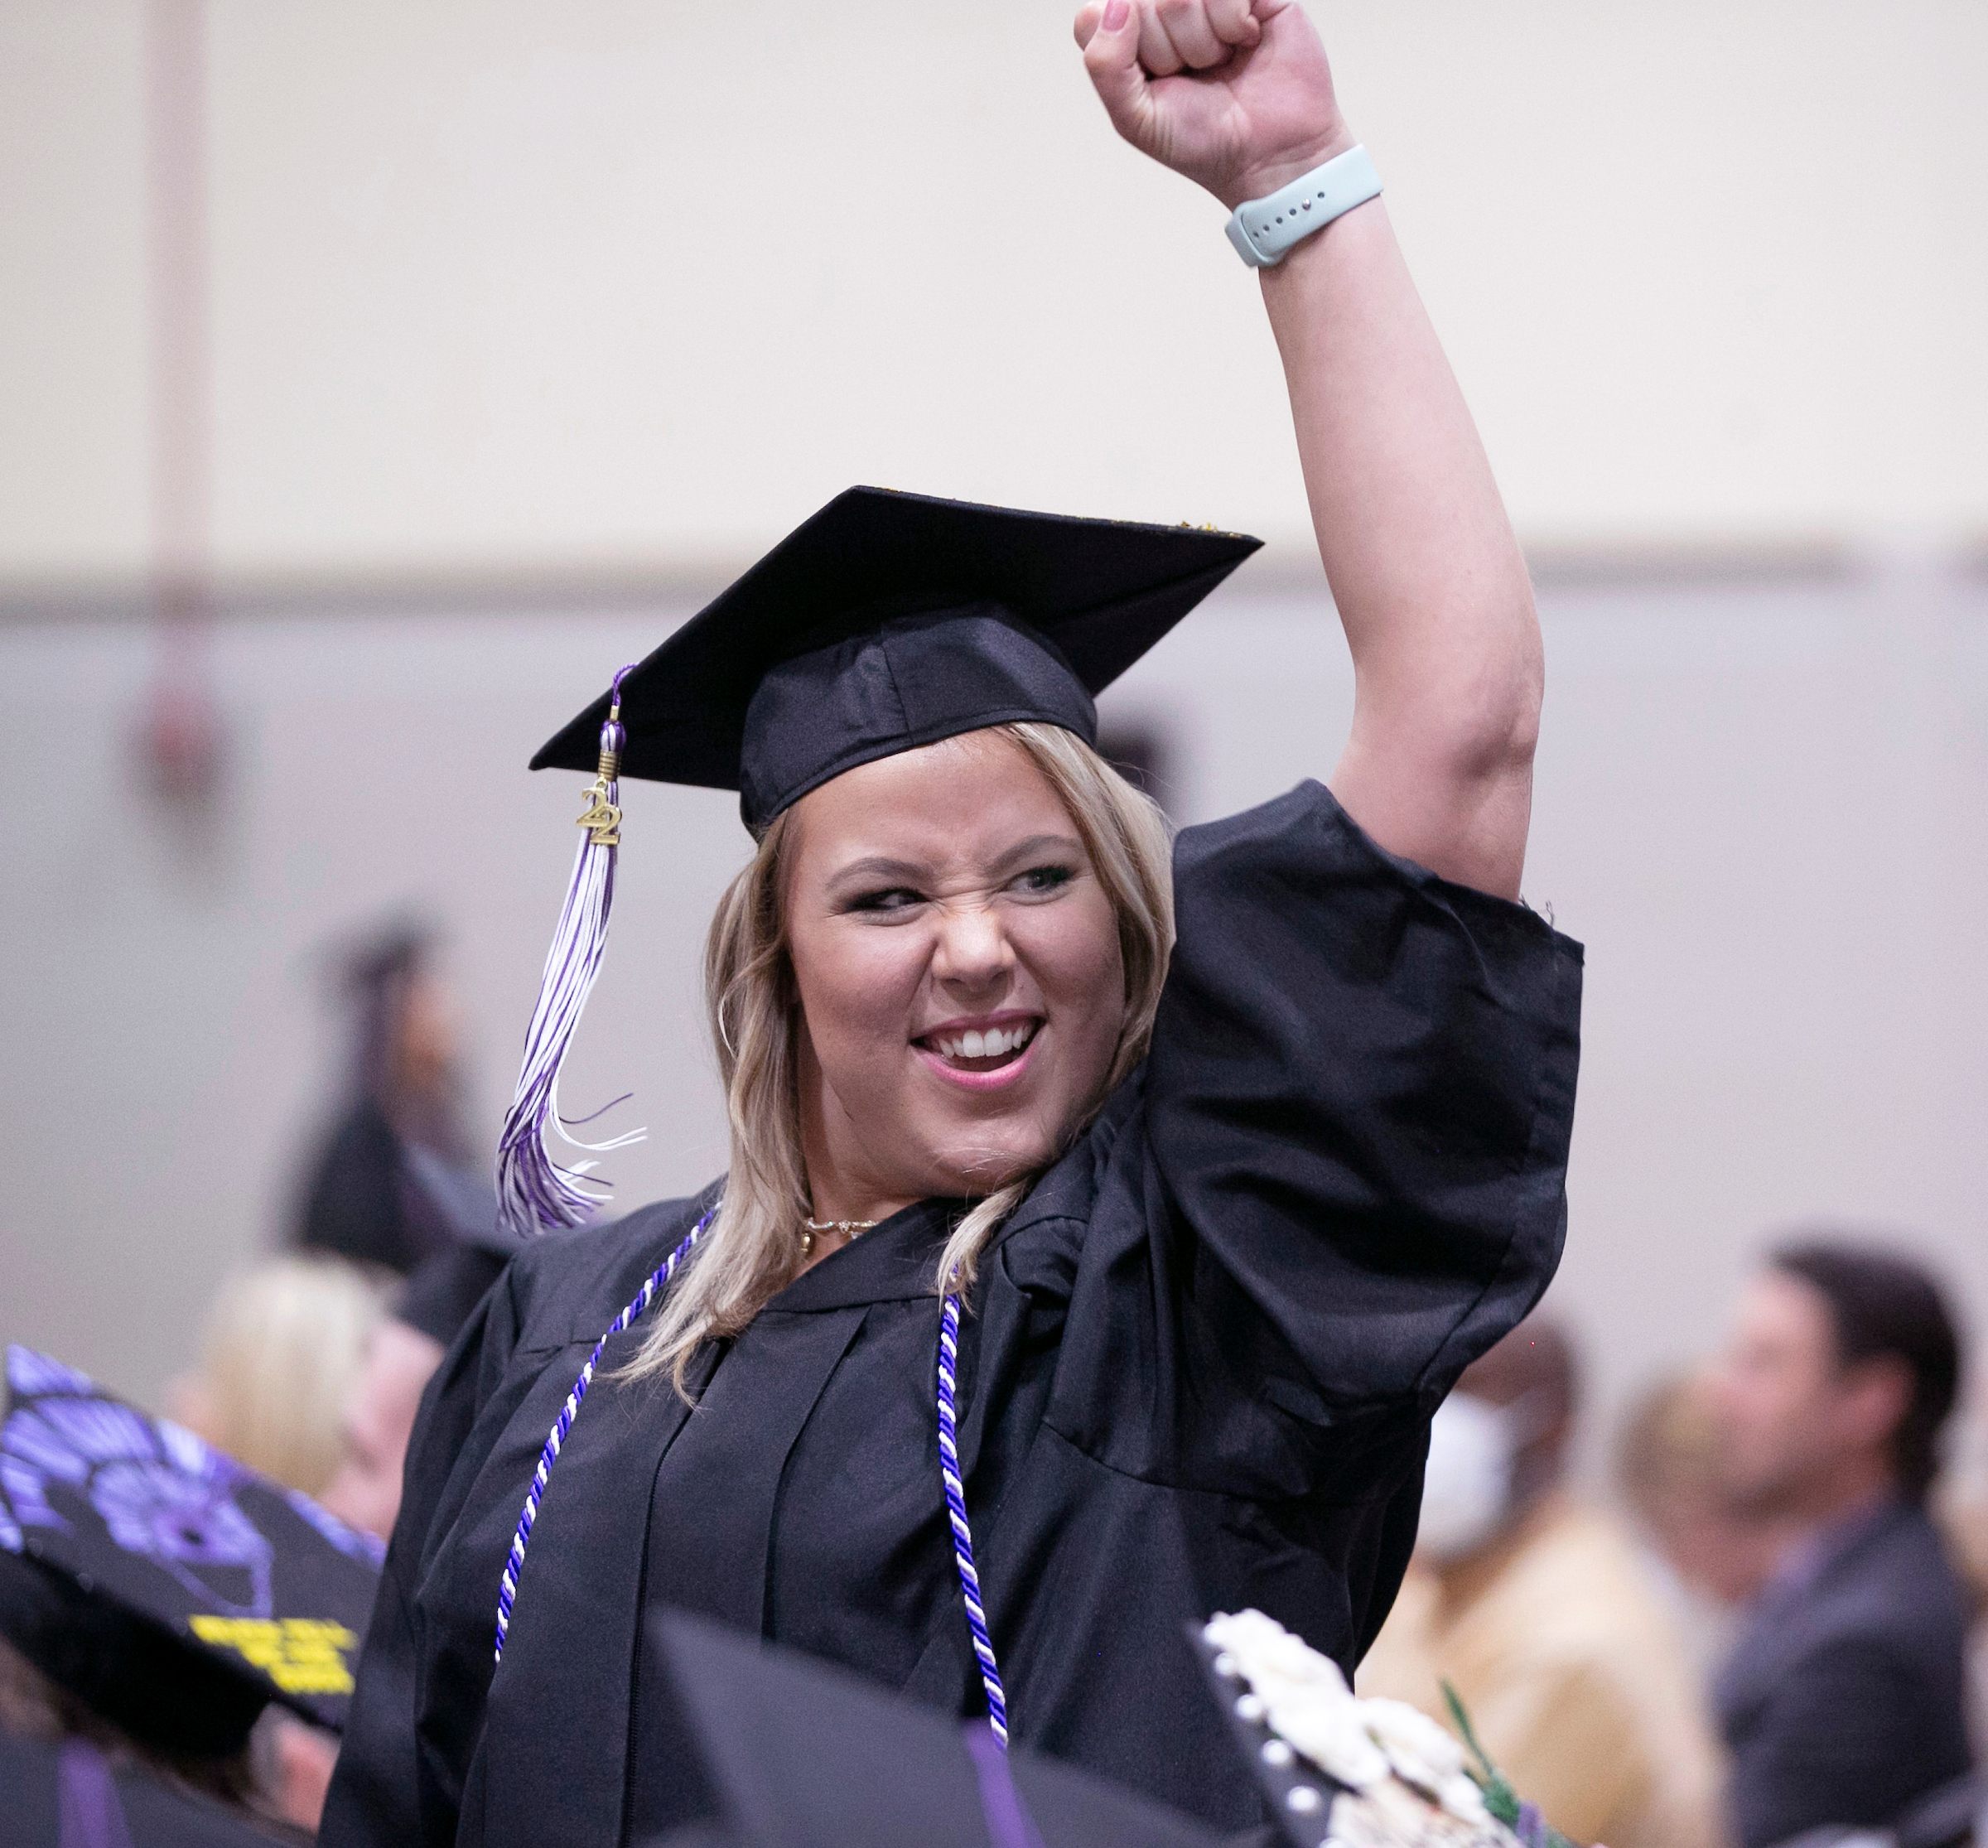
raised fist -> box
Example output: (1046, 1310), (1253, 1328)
(1073, 0), (1351, 210)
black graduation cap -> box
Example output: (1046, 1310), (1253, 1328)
(637, 1608), (1224, 1848)
(0, 1730), (291, 1847)
(0, 1347), (382, 1759)
(531, 486), (1261, 829)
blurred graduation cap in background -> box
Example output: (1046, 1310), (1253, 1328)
(635, 1608), (1224, 1848)
(0, 1730), (290, 1847)
(0, 1345), (381, 1762)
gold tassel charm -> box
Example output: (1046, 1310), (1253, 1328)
(577, 777), (620, 847)
(575, 686), (625, 847)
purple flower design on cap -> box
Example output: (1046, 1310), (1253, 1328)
(2, 1407), (83, 1535)
(90, 1459), (273, 1618)
(7, 1348), (96, 1397)
(1, 1346), (274, 1618)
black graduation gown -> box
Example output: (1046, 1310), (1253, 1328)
(321, 782), (1583, 1846)
(295, 1100), (453, 1276)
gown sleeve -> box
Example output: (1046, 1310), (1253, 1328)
(317, 1274), (525, 1848)
(1050, 779), (1582, 1500)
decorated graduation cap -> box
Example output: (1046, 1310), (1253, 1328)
(497, 485), (1261, 1238)
(637, 1607), (1223, 1848)
(0, 1347), (382, 1759)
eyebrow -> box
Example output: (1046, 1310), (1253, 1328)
(828, 856), (928, 887)
(826, 833), (1088, 889)
(990, 832), (1087, 872)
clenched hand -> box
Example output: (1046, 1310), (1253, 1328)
(1073, 0), (1353, 210)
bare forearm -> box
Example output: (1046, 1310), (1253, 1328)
(1262, 186), (1540, 897)
(1075, 0), (1542, 899)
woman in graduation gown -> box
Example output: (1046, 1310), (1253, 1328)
(322, 2), (1582, 1842)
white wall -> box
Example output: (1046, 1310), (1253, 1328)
(1, 0), (1985, 591)
(4, 566), (1986, 1463)
(2, 1), (1985, 1469)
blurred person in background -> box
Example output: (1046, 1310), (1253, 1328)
(316, 1317), (442, 1547)
(292, 921), (480, 1276)
(152, 1238), (514, 1821)
(1617, 1373), (1796, 1660)
(1709, 1240), (1974, 1848)
(1358, 1316), (1725, 1848)
(152, 1257), (379, 1824)
(1933, 1378), (1988, 1767)
(319, 1222), (521, 1542)
(167, 1254), (384, 1498)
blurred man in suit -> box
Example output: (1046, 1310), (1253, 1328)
(1710, 1240), (1973, 1848)
(1358, 1317), (1726, 1848)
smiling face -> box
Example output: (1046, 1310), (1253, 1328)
(782, 729), (1127, 1218)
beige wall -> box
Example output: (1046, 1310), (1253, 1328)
(4, 566), (1987, 1467)
(2, 0), (1985, 591)
(2, 5), (1986, 1465)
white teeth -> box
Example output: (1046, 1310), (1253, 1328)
(931, 1021), (1038, 1061)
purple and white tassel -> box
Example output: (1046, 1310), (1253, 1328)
(496, 664), (644, 1239)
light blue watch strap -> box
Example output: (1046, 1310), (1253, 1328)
(1224, 144), (1382, 269)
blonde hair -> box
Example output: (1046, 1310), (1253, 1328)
(626, 721), (1175, 1391)
(170, 1255), (384, 1495)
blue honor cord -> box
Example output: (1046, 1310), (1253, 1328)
(492, 1214), (1013, 1746)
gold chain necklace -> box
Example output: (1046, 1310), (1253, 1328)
(799, 1214), (879, 1259)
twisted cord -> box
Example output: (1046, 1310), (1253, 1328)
(939, 1290), (1009, 1746)
(494, 1210), (712, 1662)
(491, 1216), (1016, 1751)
